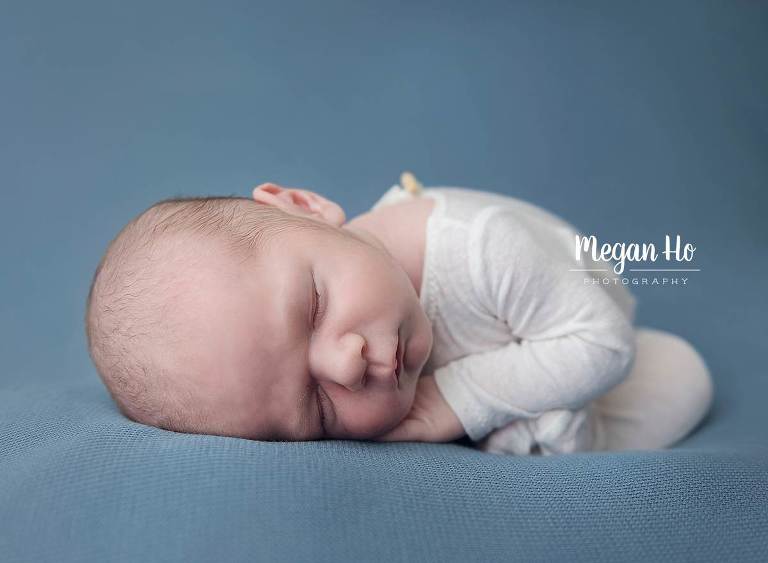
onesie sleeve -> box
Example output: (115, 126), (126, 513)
(433, 207), (636, 441)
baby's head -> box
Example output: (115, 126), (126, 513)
(85, 183), (433, 441)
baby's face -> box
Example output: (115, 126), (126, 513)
(171, 218), (434, 441)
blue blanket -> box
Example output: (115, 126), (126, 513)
(1, 1), (766, 561)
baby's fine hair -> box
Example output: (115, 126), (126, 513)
(85, 195), (335, 435)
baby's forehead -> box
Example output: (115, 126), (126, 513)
(149, 213), (350, 301)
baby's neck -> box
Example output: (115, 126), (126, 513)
(343, 197), (435, 298)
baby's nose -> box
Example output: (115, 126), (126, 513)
(338, 362), (395, 392)
(329, 337), (397, 391)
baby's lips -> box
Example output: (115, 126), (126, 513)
(397, 334), (406, 378)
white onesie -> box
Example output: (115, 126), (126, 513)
(371, 181), (638, 454)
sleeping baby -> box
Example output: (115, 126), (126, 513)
(85, 173), (714, 455)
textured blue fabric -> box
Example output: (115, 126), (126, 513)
(1, 1), (767, 562)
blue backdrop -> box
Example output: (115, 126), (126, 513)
(1, 1), (766, 561)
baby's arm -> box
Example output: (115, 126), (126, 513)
(434, 208), (636, 442)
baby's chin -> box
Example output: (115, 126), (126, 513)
(332, 390), (416, 440)
(379, 394), (418, 437)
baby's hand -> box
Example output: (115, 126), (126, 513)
(375, 374), (465, 443)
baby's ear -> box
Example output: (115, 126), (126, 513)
(252, 183), (346, 227)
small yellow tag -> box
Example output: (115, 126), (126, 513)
(400, 171), (424, 195)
